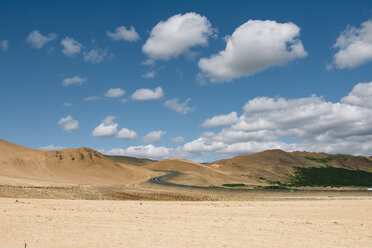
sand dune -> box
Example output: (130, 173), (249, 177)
(0, 139), (154, 186)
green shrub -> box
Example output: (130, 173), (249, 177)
(304, 155), (347, 164)
(222, 183), (246, 187)
(288, 166), (372, 187)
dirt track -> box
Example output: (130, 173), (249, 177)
(1, 197), (371, 248)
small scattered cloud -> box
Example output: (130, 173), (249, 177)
(131, 86), (164, 101)
(142, 71), (156, 79)
(61, 37), (82, 56)
(142, 59), (155, 66)
(202, 112), (239, 128)
(330, 20), (372, 69)
(84, 96), (102, 102)
(39, 144), (67, 151)
(84, 48), (108, 63)
(117, 128), (138, 140)
(0, 40), (8, 51)
(62, 76), (87, 86)
(143, 130), (166, 143)
(142, 12), (216, 60)
(104, 88), (125, 98)
(62, 102), (73, 107)
(47, 46), (55, 54)
(164, 98), (193, 115)
(92, 116), (138, 140)
(26, 30), (56, 49)
(198, 20), (307, 82)
(107, 26), (140, 42)
(171, 136), (185, 143)
(58, 115), (79, 132)
(92, 116), (118, 138)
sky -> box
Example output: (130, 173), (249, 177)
(1, 0), (372, 161)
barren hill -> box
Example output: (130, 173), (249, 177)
(209, 149), (372, 184)
(105, 155), (156, 166)
(146, 159), (245, 187)
(0, 139), (154, 186)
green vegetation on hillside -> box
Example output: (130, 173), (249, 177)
(256, 185), (292, 190)
(304, 155), (347, 164)
(222, 183), (246, 187)
(288, 167), (372, 187)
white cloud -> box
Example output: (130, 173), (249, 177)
(58, 115), (79, 132)
(143, 130), (166, 143)
(61, 37), (82, 56)
(0, 40), (8, 51)
(202, 111), (238, 127)
(62, 76), (87, 86)
(170, 136), (185, 143)
(183, 137), (225, 154)
(142, 59), (155, 66)
(62, 102), (73, 107)
(142, 12), (216, 60)
(131, 86), (164, 101)
(26, 30), (56, 49)
(104, 88), (125, 98)
(142, 71), (156, 79)
(39, 144), (67, 151)
(331, 20), (372, 69)
(95, 81), (372, 159)
(164, 98), (193, 115)
(341, 81), (372, 108)
(102, 145), (173, 160)
(117, 128), (138, 140)
(92, 116), (138, 140)
(107, 26), (140, 42)
(198, 20), (307, 82)
(217, 141), (292, 156)
(92, 116), (118, 138)
(84, 96), (102, 102)
(84, 48), (108, 63)
(182, 81), (372, 156)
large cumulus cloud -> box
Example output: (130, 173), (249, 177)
(198, 20), (307, 82)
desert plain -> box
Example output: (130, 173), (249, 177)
(1, 198), (372, 248)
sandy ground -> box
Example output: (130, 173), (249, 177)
(1, 197), (371, 248)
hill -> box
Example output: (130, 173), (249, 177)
(105, 155), (156, 166)
(0, 139), (154, 186)
(145, 159), (246, 187)
(209, 149), (372, 186)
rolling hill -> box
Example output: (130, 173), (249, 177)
(145, 159), (247, 187)
(105, 155), (156, 166)
(1, 138), (371, 188)
(209, 149), (372, 186)
(0, 139), (155, 186)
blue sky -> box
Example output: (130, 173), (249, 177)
(1, 0), (372, 161)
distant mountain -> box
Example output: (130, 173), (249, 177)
(105, 155), (156, 166)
